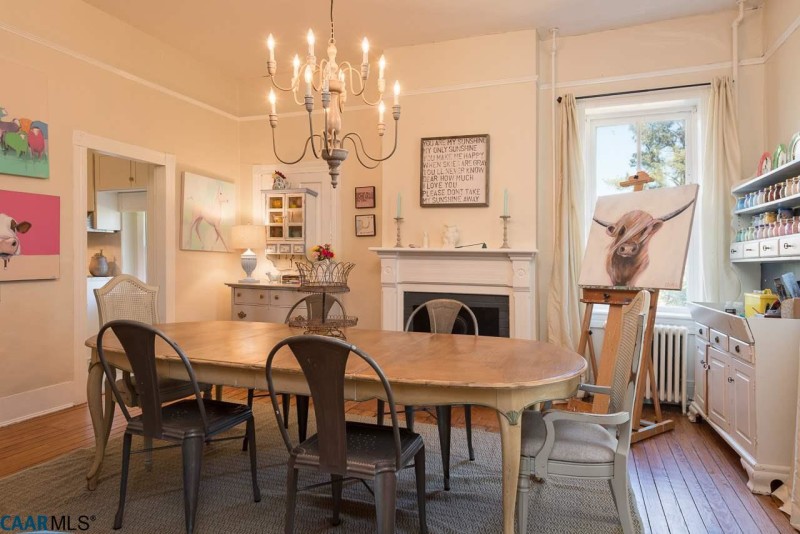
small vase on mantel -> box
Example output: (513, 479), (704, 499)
(89, 249), (109, 277)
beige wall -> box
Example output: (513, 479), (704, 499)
(0, 1), (240, 405)
(764, 0), (800, 149)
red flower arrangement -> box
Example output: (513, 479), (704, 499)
(310, 244), (335, 262)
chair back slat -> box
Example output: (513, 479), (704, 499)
(405, 298), (479, 336)
(266, 335), (403, 474)
(97, 320), (209, 439)
(609, 291), (649, 415)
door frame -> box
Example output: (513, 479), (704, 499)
(72, 131), (176, 402)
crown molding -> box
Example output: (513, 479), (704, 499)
(763, 13), (800, 63)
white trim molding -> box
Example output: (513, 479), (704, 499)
(764, 13), (800, 63)
(0, 382), (74, 427)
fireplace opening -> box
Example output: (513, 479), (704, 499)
(403, 292), (509, 337)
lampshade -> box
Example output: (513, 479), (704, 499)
(231, 225), (265, 250)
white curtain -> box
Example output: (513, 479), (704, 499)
(547, 94), (585, 350)
(699, 76), (742, 301)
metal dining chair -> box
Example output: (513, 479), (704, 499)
(515, 290), (650, 533)
(95, 275), (212, 467)
(266, 334), (427, 534)
(376, 298), (478, 490)
(242, 294), (348, 450)
(96, 320), (260, 534)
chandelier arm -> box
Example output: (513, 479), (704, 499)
(271, 130), (318, 165)
(269, 75), (295, 93)
(341, 63), (368, 98)
(292, 89), (304, 106)
(341, 120), (399, 164)
(342, 135), (381, 169)
(307, 112), (321, 159)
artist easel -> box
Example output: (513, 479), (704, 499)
(572, 171), (675, 443)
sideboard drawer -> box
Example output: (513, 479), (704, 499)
(695, 323), (710, 341)
(232, 304), (273, 322)
(730, 337), (754, 364)
(234, 288), (269, 305)
(270, 289), (302, 308)
(710, 329), (729, 352)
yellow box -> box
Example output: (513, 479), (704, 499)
(744, 289), (779, 317)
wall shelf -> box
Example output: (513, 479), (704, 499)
(734, 191), (800, 216)
(731, 158), (800, 195)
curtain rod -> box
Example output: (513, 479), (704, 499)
(556, 82), (711, 103)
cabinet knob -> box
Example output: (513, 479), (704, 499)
(237, 311), (246, 319)
(714, 336), (720, 343)
(275, 295), (280, 300)
(762, 245), (770, 251)
(727, 377), (734, 383)
(745, 248), (754, 252)
(785, 242), (793, 249)
(236, 292), (241, 297)
(734, 345), (740, 353)
(698, 328), (704, 335)
(700, 359), (705, 365)
(259, 294), (264, 299)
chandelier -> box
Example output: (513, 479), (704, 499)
(265, 0), (401, 188)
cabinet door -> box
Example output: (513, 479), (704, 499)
(706, 347), (730, 432)
(693, 341), (707, 415)
(760, 238), (779, 258)
(730, 357), (756, 455)
(232, 304), (273, 323)
(95, 154), (139, 191)
(742, 242), (759, 258)
(729, 243), (743, 260)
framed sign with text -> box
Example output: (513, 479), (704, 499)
(420, 134), (489, 207)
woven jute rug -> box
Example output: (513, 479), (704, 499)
(0, 403), (642, 533)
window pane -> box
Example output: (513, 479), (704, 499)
(595, 123), (637, 197)
(639, 119), (686, 188)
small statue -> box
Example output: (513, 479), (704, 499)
(272, 170), (288, 190)
(442, 224), (460, 248)
(422, 231), (430, 248)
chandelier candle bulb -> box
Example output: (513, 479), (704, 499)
(378, 101), (385, 123)
(292, 54), (300, 84)
(268, 89), (276, 115)
(393, 81), (400, 105)
(503, 189), (509, 216)
(361, 37), (369, 64)
(307, 29), (315, 56)
(379, 55), (386, 80)
(267, 34), (275, 62)
(304, 66), (312, 97)
(397, 192), (402, 218)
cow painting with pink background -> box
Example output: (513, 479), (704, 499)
(0, 190), (60, 281)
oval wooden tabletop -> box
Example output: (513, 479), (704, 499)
(87, 321), (587, 390)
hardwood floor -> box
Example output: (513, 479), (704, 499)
(0, 394), (793, 533)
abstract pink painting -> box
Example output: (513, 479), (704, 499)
(0, 190), (60, 281)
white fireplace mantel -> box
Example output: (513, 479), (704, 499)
(369, 247), (538, 340)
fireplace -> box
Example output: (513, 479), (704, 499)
(403, 292), (509, 337)
(370, 247), (537, 339)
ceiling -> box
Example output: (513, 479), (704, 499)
(85, 0), (743, 80)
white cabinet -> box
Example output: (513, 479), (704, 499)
(706, 346), (731, 432)
(692, 340), (707, 416)
(689, 303), (800, 495)
(729, 242), (744, 260)
(263, 189), (318, 256)
(94, 154), (149, 191)
(731, 357), (756, 456)
(759, 238), (779, 258)
(226, 283), (305, 324)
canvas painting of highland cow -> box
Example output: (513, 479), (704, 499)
(579, 184), (698, 290)
(0, 190), (60, 281)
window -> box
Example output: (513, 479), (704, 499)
(584, 96), (703, 314)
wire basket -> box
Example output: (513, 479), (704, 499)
(295, 260), (355, 294)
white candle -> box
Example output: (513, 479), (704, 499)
(292, 54), (300, 81)
(503, 189), (509, 216)
(361, 37), (369, 65)
(396, 192), (402, 218)
(378, 55), (386, 80)
(266, 34), (275, 62)
(268, 89), (276, 114)
(393, 81), (400, 105)
(378, 100), (385, 123)
(306, 29), (315, 56)
(304, 66), (312, 97)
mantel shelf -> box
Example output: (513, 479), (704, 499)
(369, 247), (537, 256)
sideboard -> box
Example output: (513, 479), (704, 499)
(225, 282), (306, 323)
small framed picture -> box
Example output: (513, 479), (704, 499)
(292, 244), (305, 254)
(265, 244), (278, 254)
(278, 243), (292, 254)
(355, 186), (376, 209)
(355, 214), (376, 237)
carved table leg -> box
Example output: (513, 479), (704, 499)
(86, 351), (110, 490)
(497, 410), (522, 534)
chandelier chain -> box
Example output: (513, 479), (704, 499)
(329, 0), (335, 43)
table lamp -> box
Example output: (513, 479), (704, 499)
(232, 225), (264, 283)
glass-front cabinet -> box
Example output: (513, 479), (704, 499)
(263, 188), (318, 255)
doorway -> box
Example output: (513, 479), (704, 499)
(72, 131), (176, 404)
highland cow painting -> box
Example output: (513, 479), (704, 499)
(0, 190), (60, 281)
(579, 184), (698, 290)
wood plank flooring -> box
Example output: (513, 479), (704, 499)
(0, 393), (793, 533)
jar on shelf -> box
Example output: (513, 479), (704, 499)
(764, 211), (777, 224)
(748, 226), (757, 240)
(794, 217), (800, 235)
(784, 218), (793, 236)
(779, 182), (787, 199)
(736, 196), (745, 210)
(757, 189), (765, 204)
(793, 177), (800, 196)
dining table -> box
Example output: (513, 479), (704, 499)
(85, 321), (586, 534)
